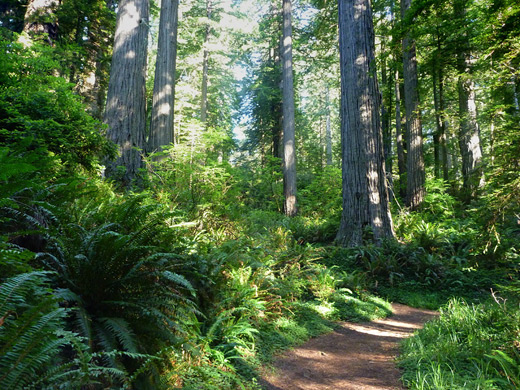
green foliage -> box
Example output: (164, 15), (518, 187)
(0, 240), (35, 278)
(0, 271), (140, 389)
(160, 345), (260, 390)
(2, 2), (520, 387)
(399, 296), (520, 390)
(235, 156), (284, 213)
(144, 138), (241, 224)
(0, 271), (67, 389)
(0, 32), (115, 172)
(36, 200), (197, 359)
(298, 166), (342, 217)
(153, 221), (393, 389)
(1, 161), (197, 387)
(255, 303), (335, 362)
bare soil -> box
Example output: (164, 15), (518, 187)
(259, 303), (438, 390)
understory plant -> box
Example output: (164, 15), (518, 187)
(0, 267), (147, 389)
(399, 296), (520, 390)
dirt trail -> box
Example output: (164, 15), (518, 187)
(260, 303), (438, 390)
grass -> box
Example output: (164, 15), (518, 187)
(398, 296), (520, 390)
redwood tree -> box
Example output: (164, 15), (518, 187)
(149, 0), (180, 153)
(103, 0), (149, 184)
(336, 0), (394, 247)
(454, 0), (484, 200)
(200, 0), (212, 125)
(282, 0), (297, 216)
(401, 0), (425, 210)
(23, 0), (58, 43)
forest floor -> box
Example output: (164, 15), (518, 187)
(259, 304), (438, 390)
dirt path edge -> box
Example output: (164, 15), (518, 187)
(259, 303), (438, 390)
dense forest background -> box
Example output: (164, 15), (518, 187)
(0, 0), (519, 388)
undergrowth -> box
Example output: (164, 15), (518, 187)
(399, 294), (520, 390)
(1, 75), (518, 389)
(1, 152), (392, 389)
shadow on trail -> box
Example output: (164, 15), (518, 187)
(260, 303), (438, 390)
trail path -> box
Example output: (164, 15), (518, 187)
(260, 303), (438, 390)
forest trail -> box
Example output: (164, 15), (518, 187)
(260, 304), (438, 390)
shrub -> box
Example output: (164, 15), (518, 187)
(0, 33), (115, 172)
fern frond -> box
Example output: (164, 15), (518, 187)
(161, 270), (195, 294)
(0, 271), (52, 316)
(0, 281), (67, 390)
(98, 317), (138, 353)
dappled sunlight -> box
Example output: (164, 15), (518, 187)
(372, 318), (423, 330)
(354, 0), (368, 21)
(157, 102), (172, 115)
(355, 52), (367, 67)
(262, 304), (438, 390)
(342, 322), (411, 338)
(3, 0), (517, 387)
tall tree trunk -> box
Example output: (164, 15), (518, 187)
(432, 62), (442, 179)
(457, 75), (483, 197)
(454, 0), (483, 200)
(23, 0), (58, 43)
(336, 0), (395, 247)
(270, 43), (283, 160)
(432, 52), (449, 181)
(391, 3), (406, 201)
(381, 42), (393, 183)
(431, 23), (450, 182)
(395, 69), (407, 200)
(200, 0), (212, 125)
(282, 0), (297, 216)
(149, 0), (179, 154)
(325, 85), (333, 166)
(81, 55), (107, 119)
(103, 0), (149, 185)
(438, 62), (449, 181)
(401, 0), (425, 210)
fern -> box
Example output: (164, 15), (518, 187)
(0, 271), (53, 317)
(0, 270), (153, 389)
(98, 317), (138, 353)
(0, 271), (67, 390)
(0, 241), (34, 277)
(35, 207), (197, 372)
(26, 332), (155, 389)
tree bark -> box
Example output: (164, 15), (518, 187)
(432, 63), (442, 179)
(381, 43), (393, 183)
(457, 74), (483, 197)
(103, 0), (149, 185)
(336, 0), (395, 247)
(23, 0), (58, 43)
(432, 42), (449, 182)
(432, 26), (449, 181)
(391, 3), (407, 201)
(325, 85), (333, 166)
(81, 55), (109, 120)
(149, 0), (179, 154)
(200, 0), (212, 125)
(395, 69), (407, 200)
(282, 0), (297, 217)
(454, 0), (483, 200)
(401, 0), (425, 210)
